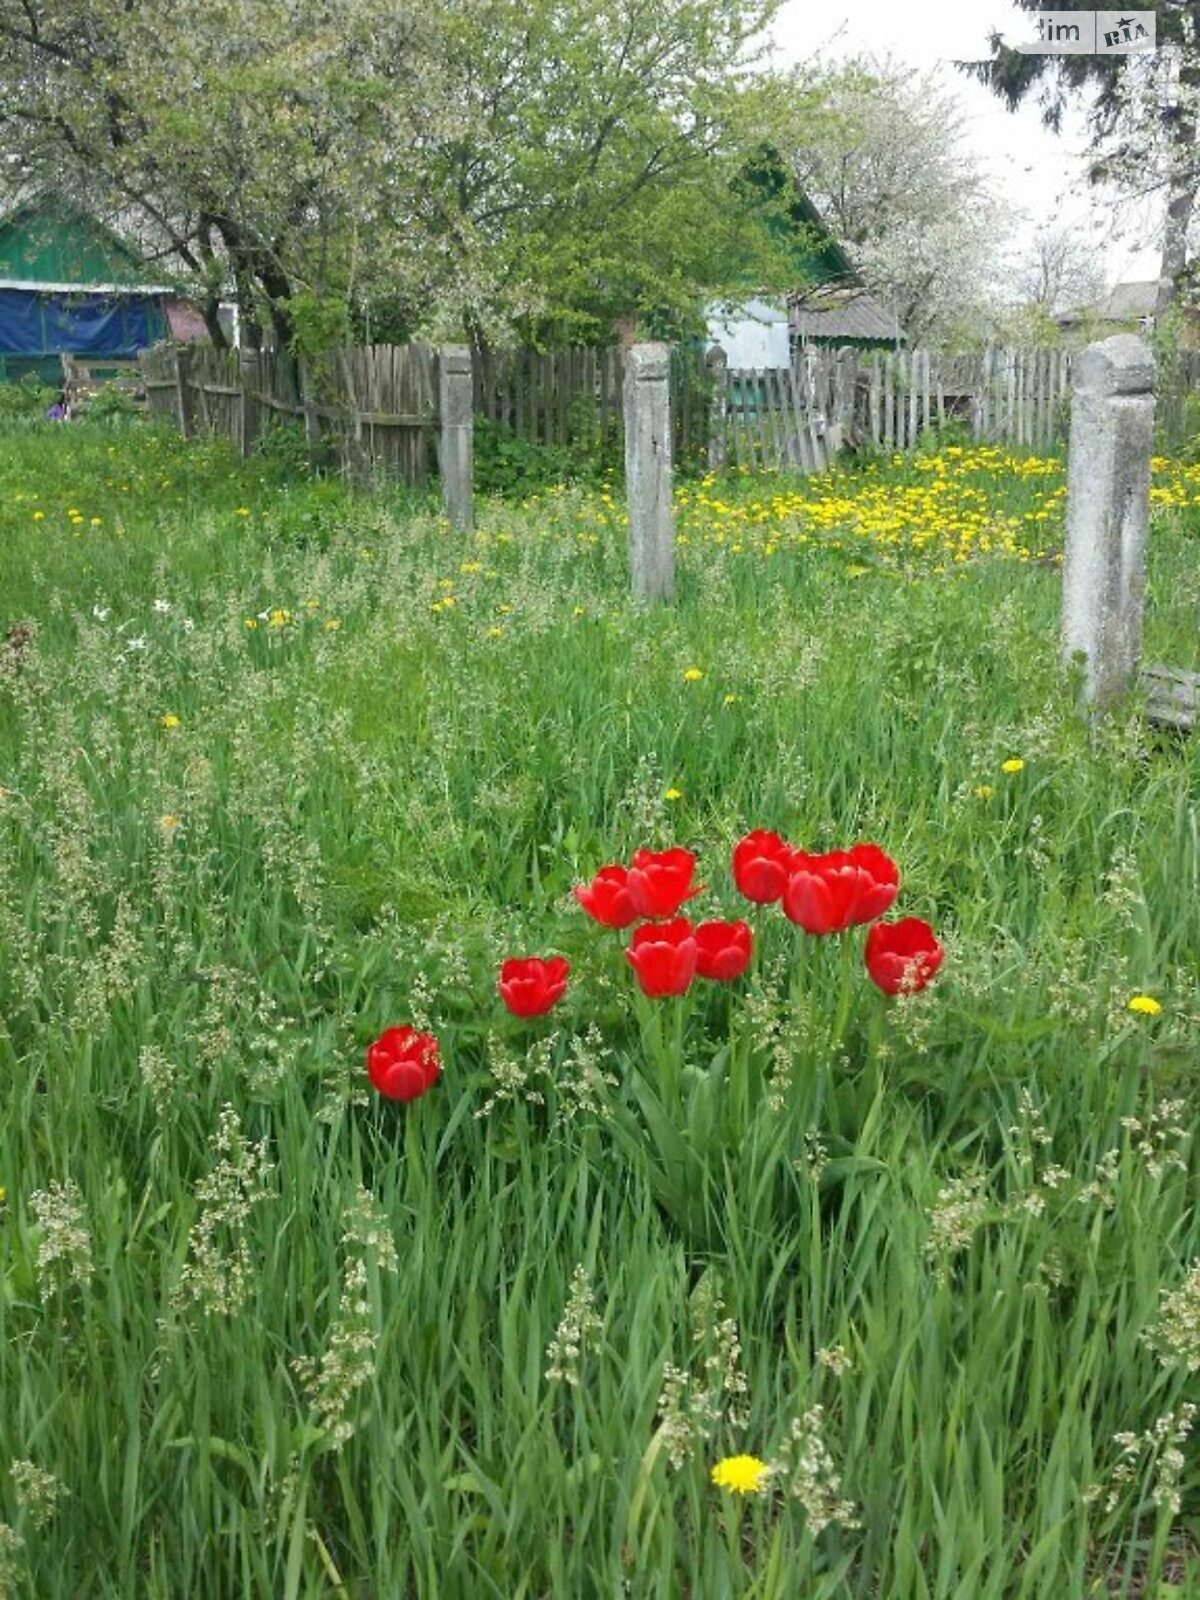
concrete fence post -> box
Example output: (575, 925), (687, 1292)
(238, 349), (261, 457)
(624, 342), (675, 602)
(706, 343), (728, 473)
(438, 345), (474, 532)
(1062, 333), (1155, 710)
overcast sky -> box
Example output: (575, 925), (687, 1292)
(768, 0), (1163, 294)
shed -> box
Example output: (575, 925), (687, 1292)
(0, 194), (175, 382)
(787, 282), (904, 349)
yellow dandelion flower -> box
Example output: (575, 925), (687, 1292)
(487, 626), (504, 638)
(664, 787), (683, 802)
(268, 609), (291, 627)
(710, 1455), (770, 1495)
(723, 694), (739, 706)
(973, 785), (995, 800)
(683, 667), (703, 682)
(90, 517), (102, 526)
(1128, 995), (1162, 1016)
(159, 713), (181, 730)
(244, 618), (258, 630)
(324, 619), (341, 631)
(32, 510), (44, 521)
(234, 506), (251, 516)
(1001, 758), (1025, 775)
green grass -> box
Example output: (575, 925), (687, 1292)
(0, 417), (1198, 1598)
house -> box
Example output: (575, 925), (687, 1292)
(0, 193), (207, 383)
(704, 177), (902, 368)
(1055, 280), (1167, 339)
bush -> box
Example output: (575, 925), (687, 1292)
(81, 383), (140, 422)
(0, 374), (57, 419)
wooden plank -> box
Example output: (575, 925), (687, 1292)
(883, 354), (894, 450)
(730, 372), (746, 471)
(908, 348), (919, 447)
(760, 367), (783, 470)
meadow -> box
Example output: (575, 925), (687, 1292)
(0, 416), (1198, 1598)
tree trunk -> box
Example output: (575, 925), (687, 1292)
(1158, 9), (1200, 311)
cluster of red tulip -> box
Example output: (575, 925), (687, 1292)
(367, 832), (943, 1101)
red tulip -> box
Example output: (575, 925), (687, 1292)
(498, 955), (570, 1018)
(575, 865), (639, 929)
(694, 919), (753, 981)
(865, 917), (944, 996)
(783, 843), (900, 935)
(366, 1025), (441, 1102)
(626, 918), (699, 997)
(627, 847), (703, 918)
(732, 830), (794, 904)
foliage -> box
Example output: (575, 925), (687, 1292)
(963, 2), (1200, 296)
(782, 58), (1012, 345)
(0, 421), (1199, 1595)
(0, 375), (56, 419)
(472, 417), (603, 499)
(0, 0), (796, 348)
(80, 383), (140, 422)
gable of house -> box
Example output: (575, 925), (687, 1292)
(0, 194), (174, 380)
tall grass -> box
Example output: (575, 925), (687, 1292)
(0, 418), (1198, 1597)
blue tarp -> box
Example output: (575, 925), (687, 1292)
(0, 287), (166, 357)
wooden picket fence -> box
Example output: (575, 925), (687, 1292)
(140, 335), (1200, 486)
(141, 342), (438, 484)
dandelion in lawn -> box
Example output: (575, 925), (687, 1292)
(1001, 757), (1025, 774)
(324, 619), (341, 631)
(723, 693), (738, 705)
(572, 605), (585, 617)
(664, 787), (683, 802)
(159, 713), (181, 729)
(244, 618), (257, 629)
(32, 510), (43, 521)
(89, 517), (101, 526)
(973, 784), (994, 799)
(1128, 994), (1162, 1016)
(683, 666), (703, 682)
(710, 1454), (770, 1495)
(487, 625), (503, 638)
(234, 506), (251, 516)
(268, 609), (290, 627)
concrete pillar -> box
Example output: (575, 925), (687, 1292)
(623, 342), (675, 602)
(1062, 334), (1155, 710)
(438, 345), (474, 532)
(238, 349), (261, 457)
(706, 343), (728, 472)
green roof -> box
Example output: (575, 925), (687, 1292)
(0, 194), (168, 288)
